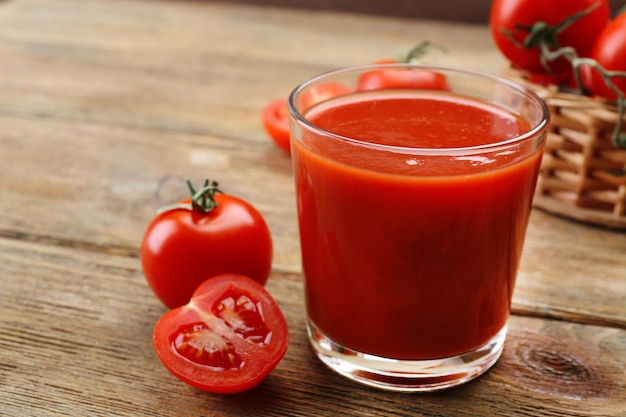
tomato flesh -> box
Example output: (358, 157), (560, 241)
(213, 291), (272, 345)
(153, 274), (288, 394)
(173, 322), (242, 370)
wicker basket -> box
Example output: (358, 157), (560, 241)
(505, 67), (626, 230)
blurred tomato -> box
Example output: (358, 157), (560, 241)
(490, 0), (610, 82)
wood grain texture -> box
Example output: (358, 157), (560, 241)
(0, 0), (625, 415)
(1, 238), (625, 417)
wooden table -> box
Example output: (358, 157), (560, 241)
(1, 1), (624, 415)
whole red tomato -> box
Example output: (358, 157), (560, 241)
(153, 274), (288, 393)
(586, 12), (626, 100)
(357, 66), (450, 91)
(141, 180), (273, 309)
(490, 0), (610, 80)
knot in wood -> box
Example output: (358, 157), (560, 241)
(527, 349), (590, 381)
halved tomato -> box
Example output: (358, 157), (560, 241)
(153, 274), (289, 394)
(262, 82), (351, 154)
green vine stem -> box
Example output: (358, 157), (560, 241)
(538, 42), (626, 149)
(501, 2), (601, 55)
(501, 1), (626, 149)
(156, 179), (222, 215)
(395, 40), (448, 63)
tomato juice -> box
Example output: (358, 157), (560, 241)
(292, 91), (545, 360)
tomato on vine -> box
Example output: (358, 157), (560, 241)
(141, 179), (273, 309)
(357, 41), (451, 91)
(586, 12), (626, 100)
(357, 67), (450, 91)
(153, 274), (288, 393)
(489, 0), (610, 81)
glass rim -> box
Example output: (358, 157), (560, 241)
(287, 63), (551, 155)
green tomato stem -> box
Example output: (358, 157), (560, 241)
(188, 179), (221, 213)
(538, 43), (626, 149)
(397, 41), (448, 64)
(499, 0), (625, 149)
(499, 2), (600, 61)
(156, 179), (222, 215)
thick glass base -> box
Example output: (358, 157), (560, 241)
(307, 320), (506, 392)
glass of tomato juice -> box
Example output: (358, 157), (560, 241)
(288, 64), (550, 392)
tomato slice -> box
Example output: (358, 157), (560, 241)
(153, 274), (289, 394)
(262, 98), (291, 154)
(262, 83), (352, 154)
(357, 68), (450, 91)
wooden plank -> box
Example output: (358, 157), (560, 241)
(1, 238), (624, 417)
(0, 0), (506, 130)
(516, 210), (626, 328)
(0, 112), (301, 272)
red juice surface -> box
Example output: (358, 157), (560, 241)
(292, 92), (544, 360)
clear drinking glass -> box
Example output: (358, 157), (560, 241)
(288, 64), (549, 392)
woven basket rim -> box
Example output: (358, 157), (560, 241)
(505, 67), (626, 230)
